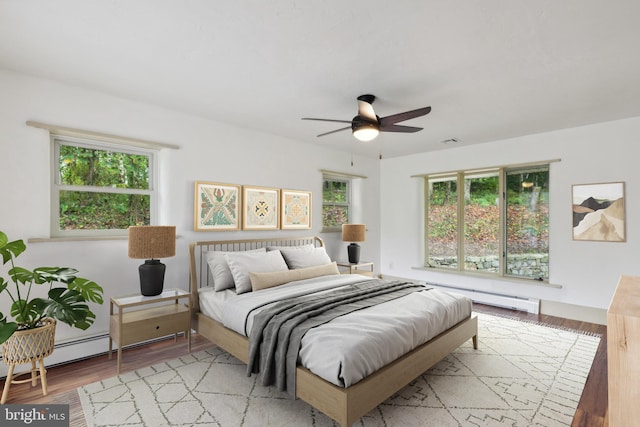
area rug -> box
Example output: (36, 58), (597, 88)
(78, 313), (600, 426)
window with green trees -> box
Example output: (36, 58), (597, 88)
(322, 175), (350, 230)
(505, 166), (549, 279)
(426, 175), (458, 269)
(425, 164), (549, 281)
(52, 137), (156, 237)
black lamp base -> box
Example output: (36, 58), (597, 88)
(347, 243), (361, 264)
(139, 259), (165, 296)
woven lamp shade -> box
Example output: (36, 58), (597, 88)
(128, 226), (176, 259)
(342, 224), (366, 242)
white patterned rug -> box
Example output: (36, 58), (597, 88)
(79, 313), (600, 426)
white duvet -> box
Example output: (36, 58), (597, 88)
(200, 274), (472, 388)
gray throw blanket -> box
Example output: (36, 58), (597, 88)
(247, 279), (429, 397)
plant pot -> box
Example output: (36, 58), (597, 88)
(1, 318), (56, 364)
(1, 318), (56, 403)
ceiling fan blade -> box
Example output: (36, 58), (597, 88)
(317, 126), (351, 137)
(357, 100), (377, 122)
(380, 124), (423, 133)
(379, 106), (431, 126)
(302, 118), (352, 124)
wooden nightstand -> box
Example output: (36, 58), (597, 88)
(109, 288), (191, 373)
(336, 261), (374, 277)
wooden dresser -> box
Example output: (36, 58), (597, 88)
(607, 275), (640, 426)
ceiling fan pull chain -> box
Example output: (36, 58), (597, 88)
(351, 139), (354, 166)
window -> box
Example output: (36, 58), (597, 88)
(425, 164), (549, 281)
(426, 175), (458, 269)
(322, 175), (351, 231)
(464, 171), (500, 273)
(505, 166), (549, 279)
(52, 136), (156, 237)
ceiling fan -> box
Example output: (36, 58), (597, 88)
(302, 94), (431, 142)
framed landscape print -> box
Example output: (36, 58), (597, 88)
(572, 181), (625, 242)
(242, 186), (279, 230)
(194, 181), (241, 231)
(281, 189), (312, 229)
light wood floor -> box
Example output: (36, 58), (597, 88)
(1, 304), (607, 427)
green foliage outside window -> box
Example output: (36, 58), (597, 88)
(505, 169), (549, 257)
(322, 178), (349, 228)
(426, 166), (550, 280)
(322, 206), (348, 227)
(59, 192), (150, 230)
(59, 145), (148, 188)
(57, 144), (151, 231)
(322, 179), (348, 203)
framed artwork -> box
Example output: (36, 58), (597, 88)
(194, 181), (241, 231)
(281, 189), (312, 229)
(242, 186), (279, 230)
(572, 181), (625, 242)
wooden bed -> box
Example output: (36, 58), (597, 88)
(189, 236), (478, 427)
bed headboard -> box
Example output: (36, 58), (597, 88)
(188, 236), (325, 311)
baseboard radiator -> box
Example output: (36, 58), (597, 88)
(0, 332), (187, 379)
(427, 283), (540, 314)
(0, 333), (110, 379)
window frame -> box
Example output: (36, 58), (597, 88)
(424, 172), (460, 270)
(424, 163), (550, 282)
(321, 174), (352, 232)
(463, 169), (502, 274)
(51, 135), (158, 238)
(503, 165), (550, 280)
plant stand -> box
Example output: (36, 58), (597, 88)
(1, 318), (56, 404)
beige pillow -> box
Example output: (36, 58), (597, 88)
(250, 262), (340, 291)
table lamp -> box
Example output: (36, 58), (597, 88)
(342, 223), (366, 264)
(128, 226), (176, 296)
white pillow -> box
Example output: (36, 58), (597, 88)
(205, 248), (266, 291)
(268, 245), (331, 269)
(225, 250), (289, 294)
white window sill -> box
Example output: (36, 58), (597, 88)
(411, 266), (562, 289)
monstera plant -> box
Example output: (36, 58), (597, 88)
(0, 230), (104, 345)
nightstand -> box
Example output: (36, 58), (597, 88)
(336, 261), (374, 277)
(109, 288), (191, 373)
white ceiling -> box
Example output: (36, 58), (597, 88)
(1, 0), (639, 158)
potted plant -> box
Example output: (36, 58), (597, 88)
(0, 230), (104, 351)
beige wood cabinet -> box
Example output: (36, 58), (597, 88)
(607, 275), (640, 426)
(336, 261), (374, 277)
(109, 288), (191, 373)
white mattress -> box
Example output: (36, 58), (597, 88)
(199, 274), (472, 387)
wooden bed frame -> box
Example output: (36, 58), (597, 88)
(189, 236), (478, 427)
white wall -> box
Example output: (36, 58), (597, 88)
(380, 117), (640, 317)
(0, 69), (380, 373)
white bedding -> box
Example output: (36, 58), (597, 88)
(199, 274), (472, 388)
(197, 287), (236, 323)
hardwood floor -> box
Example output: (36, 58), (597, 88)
(1, 304), (608, 427)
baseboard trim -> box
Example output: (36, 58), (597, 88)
(540, 300), (606, 325)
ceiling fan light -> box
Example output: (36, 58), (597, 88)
(353, 123), (380, 141)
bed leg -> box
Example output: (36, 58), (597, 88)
(472, 334), (478, 349)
